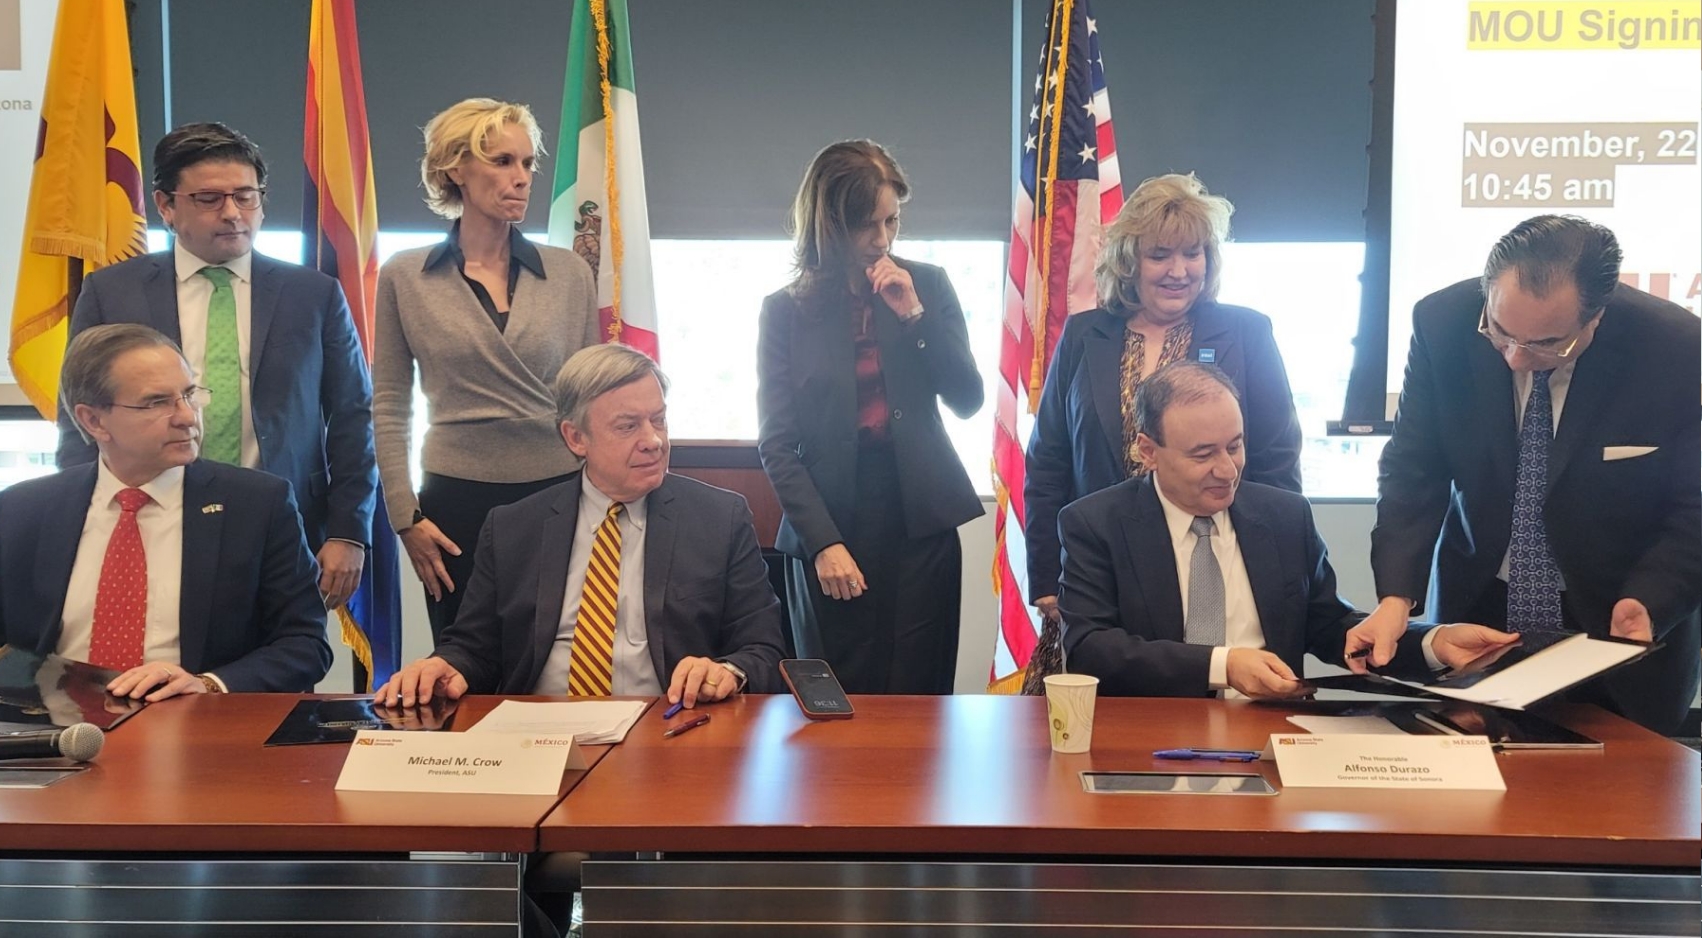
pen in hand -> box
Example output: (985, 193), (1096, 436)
(663, 714), (710, 739)
(662, 701), (685, 719)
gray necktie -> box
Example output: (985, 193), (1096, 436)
(1185, 516), (1226, 646)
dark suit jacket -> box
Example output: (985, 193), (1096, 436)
(0, 460), (332, 691)
(57, 251), (379, 549)
(1024, 302), (1302, 601)
(1058, 477), (1423, 697)
(433, 472), (788, 695)
(1373, 278), (1701, 734)
(757, 258), (984, 559)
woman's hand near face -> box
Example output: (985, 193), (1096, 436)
(814, 543), (868, 601)
(866, 256), (922, 320)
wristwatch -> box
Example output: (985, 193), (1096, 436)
(411, 509), (426, 526)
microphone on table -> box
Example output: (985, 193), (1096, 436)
(0, 722), (105, 762)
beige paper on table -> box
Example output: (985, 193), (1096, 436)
(1286, 714), (1409, 736)
(466, 700), (649, 744)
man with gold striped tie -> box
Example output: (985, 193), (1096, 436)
(378, 344), (786, 709)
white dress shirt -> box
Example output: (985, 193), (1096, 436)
(174, 243), (259, 469)
(1152, 478), (1264, 694)
(534, 479), (662, 696)
(58, 461), (187, 670)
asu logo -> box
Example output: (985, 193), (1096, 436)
(354, 738), (375, 746)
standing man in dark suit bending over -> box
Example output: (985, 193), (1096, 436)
(57, 122), (377, 612)
(1348, 215), (1700, 734)
(380, 344), (787, 708)
(1061, 363), (1506, 697)
(2, 325), (331, 697)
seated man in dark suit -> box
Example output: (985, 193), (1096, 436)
(380, 343), (787, 708)
(1, 325), (332, 698)
(1060, 362), (1508, 698)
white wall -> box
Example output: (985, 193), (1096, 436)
(321, 499), (1381, 696)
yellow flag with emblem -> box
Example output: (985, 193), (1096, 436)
(8, 0), (148, 419)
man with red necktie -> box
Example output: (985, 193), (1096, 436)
(0, 325), (331, 699)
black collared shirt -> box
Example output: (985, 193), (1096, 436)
(422, 221), (546, 333)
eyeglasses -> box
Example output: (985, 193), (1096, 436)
(169, 188), (266, 211)
(1477, 305), (1596, 361)
(105, 386), (211, 416)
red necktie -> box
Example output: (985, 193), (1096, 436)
(87, 488), (151, 670)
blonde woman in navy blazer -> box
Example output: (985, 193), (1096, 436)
(1022, 174), (1302, 689)
(757, 140), (983, 694)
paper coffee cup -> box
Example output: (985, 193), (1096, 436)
(1043, 673), (1099, 753)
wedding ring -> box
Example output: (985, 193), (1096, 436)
(703, 677), (721, 687)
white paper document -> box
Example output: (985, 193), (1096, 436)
(1286, 714), (1409, 736)
(1379, 633), (1648, 710)
(466, 700), (649, 744)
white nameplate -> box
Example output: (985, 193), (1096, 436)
(1268, 733), (1505, 791)
(335, 731), (587, 795)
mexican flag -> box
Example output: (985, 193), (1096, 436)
(548, 0), (659, 359)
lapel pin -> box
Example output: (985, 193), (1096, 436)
(202, 504), (224, 514)
(1198, 348), (1217, 363)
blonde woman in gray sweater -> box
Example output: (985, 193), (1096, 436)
(374, 98), (600, 639)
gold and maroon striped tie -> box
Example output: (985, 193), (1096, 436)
(567, 502), (623, 696)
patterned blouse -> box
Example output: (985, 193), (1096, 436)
(1119, 319), (1195, 477)
(852, 301), (890, 445)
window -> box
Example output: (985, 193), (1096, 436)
(0, 233), (1385, 500)
(1215, 242), (1388, 498)
(650, 238), (1384, 498)
(650, 239), (1003, 487)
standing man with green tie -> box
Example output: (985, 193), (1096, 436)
(57, 123), (378, 613)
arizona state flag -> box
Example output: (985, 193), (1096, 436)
(8, 0), (147, 419)
(304, 0), (400, 690)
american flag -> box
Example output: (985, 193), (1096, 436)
(989, 0), (1121, 692)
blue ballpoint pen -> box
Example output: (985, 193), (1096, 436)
(662, 701), (685, 719)
(1153, 748), (1261, 762)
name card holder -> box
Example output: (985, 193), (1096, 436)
(1266, 733), (1506, 791)
(335, 730), (588, 795)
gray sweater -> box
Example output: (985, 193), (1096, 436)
(373, 240), (600, 529)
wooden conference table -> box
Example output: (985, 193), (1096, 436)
(0, 694), (625, 937)
(0, 693), (1696, 936)
(550, 694), (1699, 936)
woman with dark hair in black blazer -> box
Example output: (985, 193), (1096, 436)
(1022, 173), (1303, 692)
(757, 140), (984, 695)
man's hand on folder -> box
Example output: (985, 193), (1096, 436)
(1609, 598), (1652, 643)
(1431, 625), (1522, 671)
(1343, 598), (1414, 673)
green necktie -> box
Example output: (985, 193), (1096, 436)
(198, 266), (242, 464)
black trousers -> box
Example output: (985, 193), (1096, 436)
(418, 472), (571, 640)
(784, 444), (962, 695)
